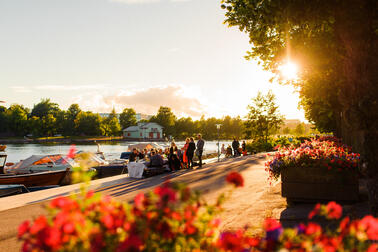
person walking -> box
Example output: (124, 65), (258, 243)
(232, 138), (240, 157)
(187, 137), (196, 168)
(196, 134), (205, 168)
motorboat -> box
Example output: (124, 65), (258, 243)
(4, 154), (73, 174)
(0, 184), (27, 197)
(0, 169), (70, 187)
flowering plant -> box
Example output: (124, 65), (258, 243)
(19, 146), (375, 251)
(19, 189), (378, 252)
(265, 138), (360, 180)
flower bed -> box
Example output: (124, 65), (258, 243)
(265, 138), (361, 201)
(18, 146), (376, 251)
(18, 179), (377, 251)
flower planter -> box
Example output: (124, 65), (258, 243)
(281, 166), (359, 202)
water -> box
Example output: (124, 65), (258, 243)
(4, 140), (233, 163)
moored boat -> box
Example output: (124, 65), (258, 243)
(0, 184), (27, 197)
(0, 169), (69, 187)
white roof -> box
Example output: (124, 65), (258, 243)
(124, 126), (139, 132)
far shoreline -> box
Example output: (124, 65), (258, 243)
(0, 137), (233, 145)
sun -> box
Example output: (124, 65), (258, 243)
(279, 62), (299, 80)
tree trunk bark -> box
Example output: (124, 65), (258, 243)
(334, 0), (378, 215)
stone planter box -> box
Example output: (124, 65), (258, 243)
(281, 166), (359, 202)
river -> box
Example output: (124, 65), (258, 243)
(4, 140), (234, 163)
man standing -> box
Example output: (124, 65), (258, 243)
(232, 138), (240, 157)
(196, 134), (205, 168)
(187, 137), (196, 168)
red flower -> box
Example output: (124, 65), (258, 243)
(226, 172), (244, 187)
(154, 185), (176, 203)
(18, 221), (30, 238)
(305, 222), (322, 236)
(264, 218), (281, 231)
(217, 231), (244, 252)
(63, 223), (75, 234)
(326, 201), (342, 219)
(359, 215), (378, 240)
(368, 244), (377, 252)
(101, 214), (114, 229)
(29, 215), (48, 235)
(67, 145), (76, 159)
(308, 203), (321, 219)
(134, 193), (145, 209)
(45, 227), (62, 249)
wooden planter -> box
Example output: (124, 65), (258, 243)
(281, 166), (359, 202)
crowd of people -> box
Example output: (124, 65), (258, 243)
(128, 135), (248, 173)
(128, 134), (205, 172)
(221, 138), (247, 158)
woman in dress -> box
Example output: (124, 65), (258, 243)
(182, 138), (190, 169)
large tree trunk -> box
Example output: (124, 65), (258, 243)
(335, 0), (378, 215)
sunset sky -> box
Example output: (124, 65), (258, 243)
(1, 0), (306, 121)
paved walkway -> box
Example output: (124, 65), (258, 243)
(0, 154), (287, 250)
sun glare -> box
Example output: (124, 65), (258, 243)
(279, 62), (299, 80)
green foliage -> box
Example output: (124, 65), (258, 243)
(245, 91), (284, 142)
(149, 106), (177, 137)
(31, 98), (60, 118)
(75, 111), (103, 136)
(119, 108), (137, 130)
(221, 0), (378, 137)
(6, 104), (29, 136)
(0, 106), (8, 133)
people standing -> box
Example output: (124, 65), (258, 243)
(182, 138), (190, 168)
(232, 138), (240, 157)
(196, 134), (205, 168)
(187, 137), (196, 169)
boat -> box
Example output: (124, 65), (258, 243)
(0, 184), (27, 197)
(4, 154), (73, 174)
(0, 169), (69, 187)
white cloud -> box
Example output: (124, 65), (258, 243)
(103, 85), (205, 117)
(10, 86), (32, 93)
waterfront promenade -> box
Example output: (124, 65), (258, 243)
(0, 154), (286, 250)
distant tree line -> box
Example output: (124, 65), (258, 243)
(0, 99), (245, 140)
(0, 94), (315, 140)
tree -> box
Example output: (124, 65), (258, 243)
(31, 99), (60, 118)
(149, 106), (177, 137)
(0, 106), (8, 134)
(222, 0), (378, 212)
(294, 123), (305, 136)
(6, 104), (29, 136)
(75, 112), (103, 136)
(282, 127), (291, 135)
(119, 108), (137, 130)
(102, 109), (121, 136)
(245, 91), (284, 143)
